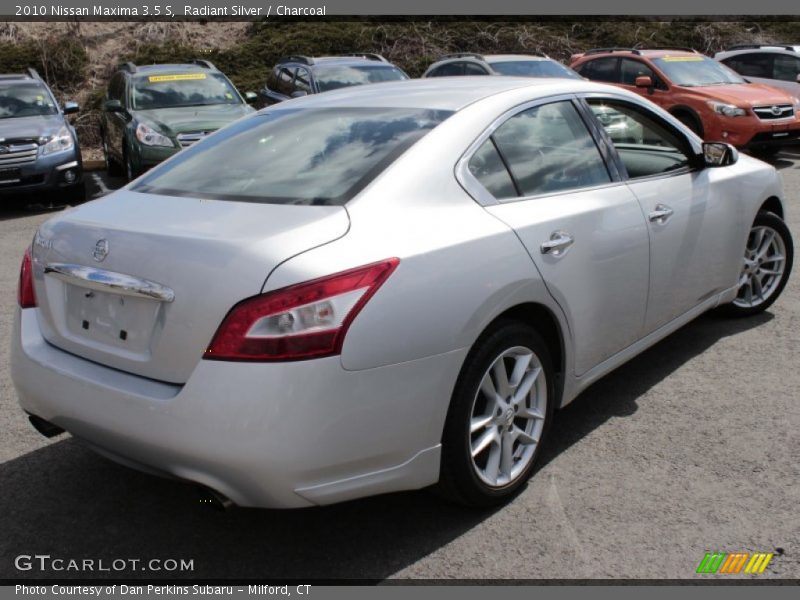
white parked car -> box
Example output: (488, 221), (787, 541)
(11, 78), (794, 509)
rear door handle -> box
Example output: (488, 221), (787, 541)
(540, 231), (574, 256)
(649, 204), (674, 224)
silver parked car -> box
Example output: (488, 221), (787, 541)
(715, 44), (800, 100)
(11, 78), (794, 509)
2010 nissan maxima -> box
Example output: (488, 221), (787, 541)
(11, 78), (793, 508)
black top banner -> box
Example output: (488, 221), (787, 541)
(1, 0), (799, 18)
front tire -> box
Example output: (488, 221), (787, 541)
(718, 211), (793, 317)
(438, 321), (555, 506)
(124, 148), (136, 182)
(103, 132), (123, 177)
(675, 111), (703, 138)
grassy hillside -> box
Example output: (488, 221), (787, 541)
(2, 18), (800, 153)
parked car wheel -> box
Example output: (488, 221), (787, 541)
(438, 321), (555, 506)
(102, 134), (123, 177)
(675, 112), (703, 137)
(718, 211), (793, 317)
(66, 182), (87, 205)
(124, 148), (136, 182)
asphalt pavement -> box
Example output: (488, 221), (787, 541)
(1, 154), (799, 581)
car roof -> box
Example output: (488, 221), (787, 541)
(128, 63), (215, 75)
(716, 45), (800, 56)
(0, 74), (42, 83)
(265, 76), (616, 112)
(310, 57), (396, 67)
(579, 49), (704, 60)
(483, 54), (553, 63)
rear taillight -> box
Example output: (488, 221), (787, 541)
(204, 258), (399, 362)
(18, 247), (37, 309)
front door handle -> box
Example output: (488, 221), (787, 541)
(649, 204), (674, 224)
(540, 231), (574, 256)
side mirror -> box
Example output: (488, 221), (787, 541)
(635, 75), (654, 89)
(103, 99), (123, 113)
(290, 90), (308, 99)
(244, 91), (258, 104)
(702, 142), (739, 167)
(63, 101), (79, 115)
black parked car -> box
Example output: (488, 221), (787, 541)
(0, 69), (84, 205)
(259, 54), (409, 106)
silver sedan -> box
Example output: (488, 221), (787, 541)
(11, 78), (794, 508)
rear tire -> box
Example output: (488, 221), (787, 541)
(437, 320), (555, 507)
(717, 211), (793, 317)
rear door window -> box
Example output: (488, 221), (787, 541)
(294, 67), (312, 94)
(773, 54), (800, 82)
(580, 58), (619, 83)
(488, 101), (611, 197)
(722, 53), (772, 78)
(464, 63), (490, 75)
(468, 140), (517, 199)
(275, 67), (295, 95)
(428, 63), (465, 77)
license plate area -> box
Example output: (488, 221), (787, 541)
(64, 283), (160, 353)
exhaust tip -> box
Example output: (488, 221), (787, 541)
(28, 415), (65, 438)
(197, 487), (235, 511)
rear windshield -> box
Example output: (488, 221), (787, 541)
(133, 107), (452, 205)
(132, 72), (241, 110)
(0, 82), (58, 118)
(652, 56), (745, 86)
(490, 60), (581, 79)
(315, 66), (409, 92)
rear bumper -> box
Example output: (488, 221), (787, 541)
(0, 152), (83, 197)
(11, 308), (461, 508)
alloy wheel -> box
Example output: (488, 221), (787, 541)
(469, 346), (547, 487)
(734, 225), (787, 309)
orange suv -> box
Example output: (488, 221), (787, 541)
(570, 47), (800, 155)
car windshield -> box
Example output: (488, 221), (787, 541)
(0, 82), (58, 119)
(490, 60), (581, 79)
(315, 66), (408, 92)
(132, 72), (241, 110)
(133, 107), (452, 205)
(652, 56), (746, 86)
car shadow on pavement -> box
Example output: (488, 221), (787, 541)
(537, 311), (773, 471)
(0, 312), (774, 582)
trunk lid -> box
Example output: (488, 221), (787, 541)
(31, 190), (349, 383)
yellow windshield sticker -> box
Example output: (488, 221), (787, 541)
(147, 73), (207, 83)
(224, 92), (233, 99)
(661, 56), (704, 62)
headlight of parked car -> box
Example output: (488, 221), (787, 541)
(136, 123), (174, 147)
(40, 127), (75, 155)
(706, 101), (747, 117)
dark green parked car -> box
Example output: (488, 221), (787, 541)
(101, 60), (256, 180)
